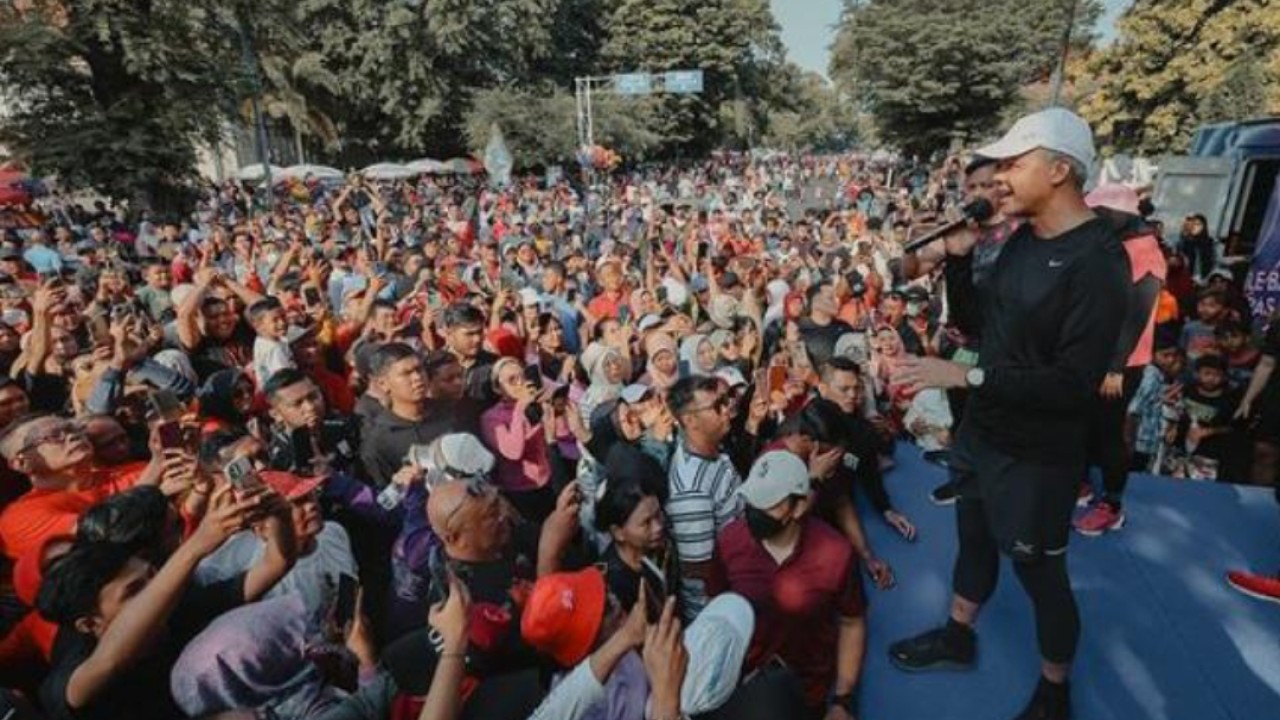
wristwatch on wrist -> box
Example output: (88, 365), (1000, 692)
(829, 692), (854, 709)
(965, 367), (985, 389)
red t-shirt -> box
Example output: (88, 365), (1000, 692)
(708, 516), (864, 709)
(0, 462), (146, 560)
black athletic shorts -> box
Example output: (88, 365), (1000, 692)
(950, 430), (1082, 563)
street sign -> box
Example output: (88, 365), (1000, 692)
(664, 70), (704, 94)
(615, 73), (653, 95)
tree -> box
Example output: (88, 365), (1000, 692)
(463, 85), (664, 169)
(1079, 0), (1280, 155)
(830, 0), (1102, 156)
(601, 0), (788, 155)
(293, 0), (562, 157)
(760, 67), (862, 152)
(0, 1), (243, 212)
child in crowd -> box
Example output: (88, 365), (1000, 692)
(1179, 289), (1228, 362)
(1127, 327), (1184, 473)
(1177, 354), (1244, 481)
(1215, 320), (1260, 390)
(249, 297), (295, 386)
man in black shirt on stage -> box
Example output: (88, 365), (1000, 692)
(886, 109), (1130, 720)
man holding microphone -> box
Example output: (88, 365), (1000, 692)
(887, 109), (1130, 720)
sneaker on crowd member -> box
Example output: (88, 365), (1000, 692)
(1073, 500), (1125, 537)
(1226, 569), (1280, 605)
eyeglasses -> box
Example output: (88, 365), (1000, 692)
(16, 422), (85, 456)
(684, 395), (731, 416)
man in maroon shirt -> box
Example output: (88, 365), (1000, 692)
(707, 450), (865, 720)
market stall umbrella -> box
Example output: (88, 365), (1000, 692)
(276, 164), (343, 183)
(406, 158), (448, 175)
(442, 158), (484, 175)
(361, 163), (415, 180)
(236, 163), (284, 182)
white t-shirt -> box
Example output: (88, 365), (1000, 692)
(666, 441), (742, 620)
(195, 521), (358, 625)
(253, 335), (295, 387)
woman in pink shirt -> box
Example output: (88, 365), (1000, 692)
(480, 357), (555, 523)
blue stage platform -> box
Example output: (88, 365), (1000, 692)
(856, 445), (1280, 720)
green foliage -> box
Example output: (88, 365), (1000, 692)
(601, 0), (787, 155)
(293, 0), (561, 155)
(1080, 0), (1280, 155)
(830, 0), (1102, 156)
(463, 85), (664, 168)
(0, 0), (806, 206)
(760, 67), (863, 152)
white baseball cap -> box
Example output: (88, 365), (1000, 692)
(975, 107), (1096, 172)
(738, 450), (810, 510)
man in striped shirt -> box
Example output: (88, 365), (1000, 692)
(666, 375), (743, 621)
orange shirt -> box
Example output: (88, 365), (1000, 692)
(0, 462), (146, 560)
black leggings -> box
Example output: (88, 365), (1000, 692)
(953, 498), (1080, 664)
(1087, 366), (1146, 505)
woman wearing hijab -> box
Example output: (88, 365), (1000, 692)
(574, 397), (647, 549)
(678, 334), (716, 378)
(170, 595), (351, 720)
(578, 341), (626, 426)
(480, 357), (555, 523)
(197, 368), (256, 434)
(640, 332), (680, 392)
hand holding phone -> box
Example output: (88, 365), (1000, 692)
(225, 456), (260, 490)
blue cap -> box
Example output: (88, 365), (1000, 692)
(690, 274), (710, 293)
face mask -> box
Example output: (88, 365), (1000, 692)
(906, 302), (924, 317)
(745, 505), (788, 541)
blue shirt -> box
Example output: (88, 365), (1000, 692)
(22, 245), (62, 275)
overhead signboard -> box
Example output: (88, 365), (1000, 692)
(614, 73), (653, 95)
(664, 70), (704, 94)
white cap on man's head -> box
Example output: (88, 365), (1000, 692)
(975, 107), (1096, 172)
(738, 450), (810, 510)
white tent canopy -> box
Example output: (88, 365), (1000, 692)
(276, 164), (343, 182)
(361, 162), (415, 180)
(235, 163), (284, 182)
(406, 158), (448, 174)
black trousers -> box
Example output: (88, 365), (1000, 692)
(1086, 365), (1146, 506)
(950, 433), (1082, 665)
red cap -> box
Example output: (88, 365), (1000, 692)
(520, 568), (606, 667)
(258, 470), (323, 501)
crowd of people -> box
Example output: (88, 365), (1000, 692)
(0, 114), (1273, 720)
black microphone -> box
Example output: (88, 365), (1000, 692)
(902, 198), (995, 254)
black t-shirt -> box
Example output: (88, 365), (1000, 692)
(19, 370), (69, 415)
(1182, 385), (1241, 460)
(382, 524), (543, 695)
(798, 318), (855, 369)
(956, 216), (1130, 464)
(39, 573), (246, 720)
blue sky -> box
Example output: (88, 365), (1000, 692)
(771, 0), (1133, 78)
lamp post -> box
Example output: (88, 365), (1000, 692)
(1048, 0), (1079, 106)
(234, 4), (272, 203)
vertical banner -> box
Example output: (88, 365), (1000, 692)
(1246, 180), (1280, 322)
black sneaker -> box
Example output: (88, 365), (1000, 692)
(1013, 677), (1071, 720)
(929, 480), (958, 506)
(888, 621), (976, 672)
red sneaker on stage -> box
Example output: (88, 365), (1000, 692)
(1226, 570), (1280, 605)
